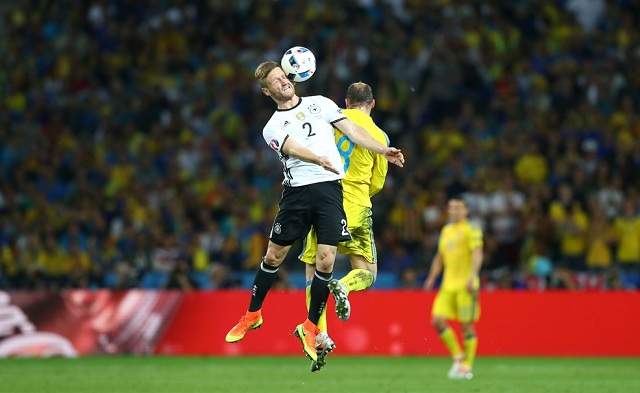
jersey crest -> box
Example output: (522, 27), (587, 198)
(308, 103), (321, 115)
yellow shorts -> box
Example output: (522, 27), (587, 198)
(432, 289), (480, 323)
(300, 202), (376, 264)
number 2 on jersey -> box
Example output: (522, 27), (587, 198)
(303, 122), (315, 137)
(337, 135), (355, 172)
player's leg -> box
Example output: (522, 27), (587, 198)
(461, 322), (477, 372)
(301, 227), (334, 372)
(294, 181), (348, 361)
(457, 290), (480, 378)
(227, 186), (310, 343)
(300, 229), (328, 333)
(328, 205), (376, 319)
(432, 291), (464, 375)
(295, 243), (337, 361)
(432, 316), (463, 362)
(308, 180), (349, 327)
(326, 254), (374, 321)
(225, 241), (290, 343)
(342, 206), (376, 292)
(340, 254), (376, 294)
(305, 255), (335, 372)
(308, 244), (337, 323)
(304, 263), (328, 333)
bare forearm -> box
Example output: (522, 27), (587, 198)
(281, 137), (339, 174)
(471, 248), (483, 276)
(427, 254), (443, 281)
(282, 139), (320, 165)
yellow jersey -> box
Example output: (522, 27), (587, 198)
(549, 202), (589, 256)
(614, 217), (640, 263)
(335, 108), (389, 208)
(438, 220), (483, 291)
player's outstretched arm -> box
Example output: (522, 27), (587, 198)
(281, 137), (340, 174)
(333, 119), (405, 167)
(424, 252), (443, 290)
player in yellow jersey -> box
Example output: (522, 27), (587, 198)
(299, 82), (389, 372)
(424, 198), (483, 380)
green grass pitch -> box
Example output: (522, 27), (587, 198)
(0, 356), (638, 393)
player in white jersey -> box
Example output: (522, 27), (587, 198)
(225, 61), (404, 364)
(263, 94), (345, 187)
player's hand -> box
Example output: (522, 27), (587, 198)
(317, 156), (340, 174)
(423, 277), (435, 291)
(383, 147), (404, 167)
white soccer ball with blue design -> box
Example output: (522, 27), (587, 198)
(281, 46), (316, 82)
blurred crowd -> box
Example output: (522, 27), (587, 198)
(1, 0), (639, 290)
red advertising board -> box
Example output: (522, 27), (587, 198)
(157, 290), (640, 356)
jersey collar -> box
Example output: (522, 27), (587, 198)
(277, 96), (302, 112)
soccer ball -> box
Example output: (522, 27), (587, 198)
(281, 46), (316, 82)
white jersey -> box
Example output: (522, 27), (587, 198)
(263, 95), (346, 187)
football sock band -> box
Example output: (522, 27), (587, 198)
(248, 260), (279, 312)
(306, 282), (327, 333)
(339, 269), (375, 294)
(308, 270), (332, 325)
(440, 327), (463, 359)
(464, 334), (478, 367)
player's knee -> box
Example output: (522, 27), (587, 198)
(315, 247), (336, 271)
(462, 323), (475, 336)
(264, 249), (285, 267)
(432, 317), (447, 332)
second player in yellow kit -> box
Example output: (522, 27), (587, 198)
(425, 199), (483, 380)
(432, 219), (482, 322)
(301, 106), (388, 264)
(299, 82), (389, 372)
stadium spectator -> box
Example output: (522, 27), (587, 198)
(1, 1), (639, 290)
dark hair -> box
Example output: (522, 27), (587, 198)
(255, 61), (281, 87)
(346, 82), (374, 105)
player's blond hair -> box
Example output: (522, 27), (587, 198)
(255, 61), (280, 87)
(347, 82), (374, 105)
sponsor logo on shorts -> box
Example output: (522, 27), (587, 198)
(269, 139), (280, 151)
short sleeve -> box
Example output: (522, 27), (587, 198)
(263, 124), (288, 154)
(317, 96), (346, 125)
(469, 226), (483, 251)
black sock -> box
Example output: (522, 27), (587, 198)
(308, 270), (332, 324)
(248, 260), (279, 312)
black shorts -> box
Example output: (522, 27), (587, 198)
(270, 180), (351, 247)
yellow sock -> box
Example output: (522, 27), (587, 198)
(338, 269), (374, 295)
(464, 334), (478, 368)
(306, 284), (327, 333)
(439, 327), (463, 359)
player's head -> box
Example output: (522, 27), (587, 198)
(447, 198), (468, 223)
(345, 82), (375, 114)
(255, 61), (296, 102)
